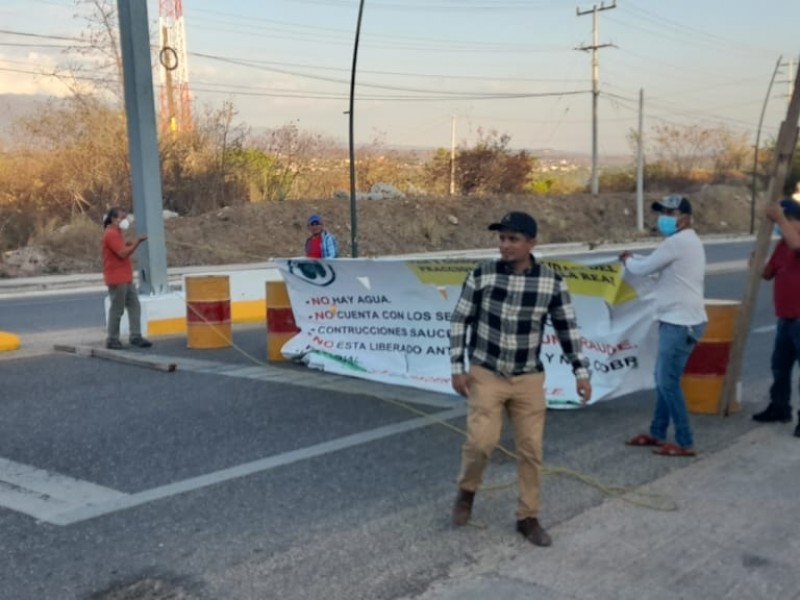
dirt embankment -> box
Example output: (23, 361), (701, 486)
(0, 185), (754, 278)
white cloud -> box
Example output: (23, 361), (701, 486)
(0, 53), (74, 97)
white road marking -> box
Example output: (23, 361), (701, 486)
(753, 325), (776, 334)
(44, 405), (467, 526)
(705, 260), (747, 274)
(0, 458), (127, 523)
(129, 352), (458, 409)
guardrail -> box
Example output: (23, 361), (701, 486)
(0, 233), (757, 298)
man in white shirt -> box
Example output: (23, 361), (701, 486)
(619, 195), (708, 457)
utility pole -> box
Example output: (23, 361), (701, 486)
(449, 115), (456, 196)
(576, 0), (616, 196)
(720, 55), (800, 416)
(750, 56), (783, 234)
(117, 0), (168, 295)
(636, 88), (644, 232)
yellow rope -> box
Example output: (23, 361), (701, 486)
(178, 289), (678, 513)
(375, 393), (678, 512)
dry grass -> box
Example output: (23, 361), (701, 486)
(3, 184), (754, 277)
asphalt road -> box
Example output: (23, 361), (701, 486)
(0, 239), (757, 335)
(0, 291), (106, 333)
(0, 261), (781, 600)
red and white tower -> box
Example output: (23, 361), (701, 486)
(158, 0), (192, 133)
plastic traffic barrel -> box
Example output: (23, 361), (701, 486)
(681, 299), (741, 414)
(266, 281), (299, 361)
(185, 275), (232, 349)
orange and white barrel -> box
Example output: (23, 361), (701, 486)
(681, 299), (741, 414)
(185, 275), (233, 349)
(266, 281), (299, 361)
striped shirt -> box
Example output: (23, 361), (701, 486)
(450, 257), (590, 379)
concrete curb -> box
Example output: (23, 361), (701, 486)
(0, 234), (756, 297)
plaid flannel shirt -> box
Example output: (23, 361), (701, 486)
(450, 258), (590, 380)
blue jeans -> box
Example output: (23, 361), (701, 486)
(650, 321), (706, 448)
(769, 318), (800, 411)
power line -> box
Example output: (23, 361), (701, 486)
(601, 91), (777, 134)
(190, 5), (557, 46)
(188, 50), (585, 98)
(0, 26), (576, 80)
(284, 0), (561, 10)
(0, 59), (591, 103)
(192, 54), (584, 84)
(0, 28), (81, 42)
(187, 18), (568, 54)
(623, 1), (776, 58)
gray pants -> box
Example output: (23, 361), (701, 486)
(107, 283), (142, 342)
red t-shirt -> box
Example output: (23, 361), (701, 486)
(765, 239), (800, 319)
(306, 235), (323, 259)
(102, 226), (133, 285)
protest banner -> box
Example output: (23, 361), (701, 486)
(275, 258), (658, 407)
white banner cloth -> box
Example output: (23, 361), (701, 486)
(275, 258), (658, 408)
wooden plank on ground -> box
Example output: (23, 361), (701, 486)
(54, 344), (177, 373)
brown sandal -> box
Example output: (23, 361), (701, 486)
(625, 434), (664, 447)
(652, 442), (696, 457)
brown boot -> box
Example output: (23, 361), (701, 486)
(452, 489), (475, 526)
(516, 517), (552, 547)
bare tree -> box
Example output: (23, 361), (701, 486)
(50, 0), (124, 102)
(255, 120), (337, 200)
(651, 124), (715, 178)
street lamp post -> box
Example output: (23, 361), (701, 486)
(348, 0), (366, 258)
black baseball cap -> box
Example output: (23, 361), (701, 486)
(488, 211), (538, 238)
(780, 199), (800, 219)
(652, 195), (692, 215)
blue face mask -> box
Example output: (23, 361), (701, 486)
(657, 215), (678, 236)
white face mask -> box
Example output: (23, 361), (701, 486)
(119, 217), (130, 231)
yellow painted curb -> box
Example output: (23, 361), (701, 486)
(0, 331), (21, 352)
(146, 300), (268, 337)
(231, 299), (267, 323)
(148, 317), (187, 337)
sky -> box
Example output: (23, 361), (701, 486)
(1, 0), (799, 156)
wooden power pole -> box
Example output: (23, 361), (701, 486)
(719, 55), (800, 416)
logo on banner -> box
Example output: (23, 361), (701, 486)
(287, 260), (336, 287)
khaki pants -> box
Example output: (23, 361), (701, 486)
(107, 283), (142, 342)
(457, 365), (546, 520)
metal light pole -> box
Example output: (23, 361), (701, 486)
(348, 0), (366, 258)
(117, 0), (168, 294)
(750, 56), (783, 234)
(636, 88), (644, 232)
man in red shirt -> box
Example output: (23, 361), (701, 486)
(753, 198), (800, 437)
(102, 207), (152, 350)
(304, 213), (338, 259)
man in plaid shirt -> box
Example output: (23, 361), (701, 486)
(450, 211), (592, 547)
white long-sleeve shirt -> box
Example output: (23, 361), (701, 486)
(625, 228), (707, 325)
